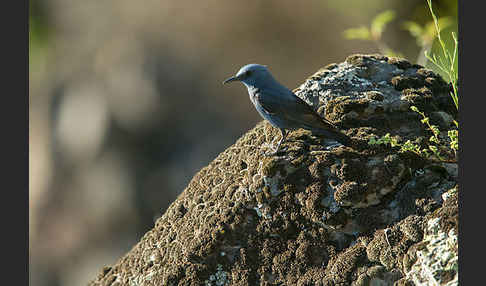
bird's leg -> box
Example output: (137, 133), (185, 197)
(264, 128), (287, 156)
(275, 128), (288, 153)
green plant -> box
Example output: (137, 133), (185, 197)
(402, 16), (452, 67)
(423, 0), (458, 110)
(343, 10), (402, 57)
(368, 105), (457, 163)
(403, 17), (452, 49)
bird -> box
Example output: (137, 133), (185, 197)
(223, 64), (352, 155)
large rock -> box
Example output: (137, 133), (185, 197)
(89, 54), (458, 286)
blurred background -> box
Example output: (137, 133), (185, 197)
(29, 0), (457, 285)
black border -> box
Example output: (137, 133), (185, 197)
(7, 0), (30, 285)
(458, 0), (478, 285)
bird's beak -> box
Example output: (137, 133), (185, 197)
(223, 75), (239, 85)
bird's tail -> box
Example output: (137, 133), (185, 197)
(310, 127), (352, 146)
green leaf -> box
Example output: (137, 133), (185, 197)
(402, 21), (424, 45)
(429, 136), (439, 144)
(410, 105), (419, 112)
(417, 17), (453, 46)
(371, 10), (396, 39)
(403, 21), (422, 37)
(343, 26), (371, 40)
(430, 125), (440, 135)
(422, 149), (430, 157)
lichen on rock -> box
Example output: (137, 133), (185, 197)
(89, 54), (458, 286)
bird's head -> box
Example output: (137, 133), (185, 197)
(223, 64), (273, 88)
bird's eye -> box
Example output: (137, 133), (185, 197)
(245, 71), (252, 77)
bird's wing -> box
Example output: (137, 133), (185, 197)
(256, 88), (337, 129)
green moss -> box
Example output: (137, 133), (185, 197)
(345, 54), (388, 66)
(325, 97), (371, 121)
(364, 91), (384, 101)
(323, 63), (338, 70)
(387, 57), (412, 70)
(391, 75), (425, 91)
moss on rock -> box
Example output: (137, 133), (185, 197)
(89, 54), (458, 286)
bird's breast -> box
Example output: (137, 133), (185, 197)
(247, 87), (260, 104)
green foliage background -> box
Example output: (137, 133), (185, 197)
(343, 0), (458, 80)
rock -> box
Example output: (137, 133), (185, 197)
(88, 54), (458, 286)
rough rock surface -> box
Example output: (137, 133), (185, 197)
(88, 54), (458, 286)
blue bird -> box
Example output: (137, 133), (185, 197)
(223, 64), (351, 155)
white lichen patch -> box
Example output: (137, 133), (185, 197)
(251, 161), (299, 218)
(263, 172), (284, 197)
(317, 62), (366, 86)
(294, 60), (415, 122)
(406, 218), (458, 286)
(205, 264), (230, 286)
(253, 203), (272, 219)
(441, 187), (457, 203)
(253, 204), (264, 218)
